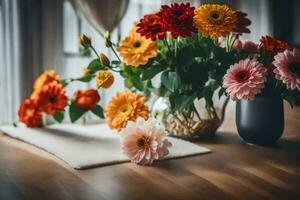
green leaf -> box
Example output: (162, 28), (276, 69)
(91, 105), (105, 118)
(218, 87), (226, 99)
(60, 79), (69, 87)
(130, 76), (144, 91)
(174, 94), (196, 112)
(69, 101), (86, 123)
(141, 65), (164, 80)
(124, 78), (133, 89)
(88, 58), (103, 72)
(161, 71), (180, 92)
(53, 111), (64, 123)
(76, 75), (93, 82)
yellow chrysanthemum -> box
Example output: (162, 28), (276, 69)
(31, 70), (60, 99)
(96, 70), (114, 88)
(193, 4), (237, 39)
(104, 90), (149, 131)
(117, 26), (157, 67)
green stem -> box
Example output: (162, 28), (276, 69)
(90, 45), (99, 58)
(110, 46), (122, 62)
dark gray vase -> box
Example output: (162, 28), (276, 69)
(236, 97), (284, 145)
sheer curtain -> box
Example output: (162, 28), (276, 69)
(0, 0), (63, 125)
(0, 0), (22, 124)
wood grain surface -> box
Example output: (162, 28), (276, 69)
(0, 103), (300, 200)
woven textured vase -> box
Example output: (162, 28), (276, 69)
(152, 97), (229, 139)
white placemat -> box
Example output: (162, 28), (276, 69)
(0, 124), (210, 169)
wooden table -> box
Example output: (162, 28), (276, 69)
(1, 104), (300, 200)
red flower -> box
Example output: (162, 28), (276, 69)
(18, 99), (42, 128)
(158, 3), (197, 38)
(234, 11), (251, 34)
(260, 36), (289, 55)
(137, 14), (167, 41)
(74, 89), (100, 110)
(37, 82), (68, 116)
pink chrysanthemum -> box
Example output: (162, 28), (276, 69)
(121, 117), (172, 165)
(273, 49), (300, 90)
(223, 58), (268, 100)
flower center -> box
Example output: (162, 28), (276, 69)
(290, 62), (300, 76)
(49, 96), (56, 104)
(133, 41), (141, 48)
(236, 70), (250, 83)
(174, 10), (183, 17)
(117, 104), (133, 116)
(25, 108), (34, 116)
(137, 136), (148, 148)
(209, 11), (223, 24)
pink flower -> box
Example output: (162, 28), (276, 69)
(121, 117), (172, 165)
(273, 49), (300, 90)
(223, 58), (268, 100)
(233, 39), (260, 54)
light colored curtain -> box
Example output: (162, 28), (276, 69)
(0, 0), (22, 124)
(0, 0), (63, 125)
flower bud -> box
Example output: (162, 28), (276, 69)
(74, 89), (100, 110)
(79, 34), (91, 47)
(96, 70), (114, 88)
(82, 67), (91, 76)
(100, 53), (110, 66)
(104, 31), (112, 47)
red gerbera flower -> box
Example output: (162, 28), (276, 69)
(18, 99), (42, 128)
(234, 11), (251, 34)
(37, 82), (68, 116)
(158, 3), (197, 38)
(260, 36), (289, 55)
(137, 13), (167, 41)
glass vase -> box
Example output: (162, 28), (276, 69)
(152, 97), (229, 139)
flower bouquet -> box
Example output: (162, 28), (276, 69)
(107, 3), (252, 139)
(223, 36), (300, 144)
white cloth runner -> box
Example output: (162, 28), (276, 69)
(0, 124), (210, 169)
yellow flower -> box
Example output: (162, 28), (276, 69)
(117, 26), (157, 67)
(96, 70), (114, 88)
(79, 34), (91, 47)
(193, 4), (237, 39)
(31, 70), (60, 99)
(105, 90), (149, 131)
(83, 67), (91, 76)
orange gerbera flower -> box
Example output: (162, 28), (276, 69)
(36, 82), (68, 116)
(117, 26), (157, 67)
(18, 99), (42, 127)
(31, 70), (60, 99)
(193, 4), (237, 39)
(105, 90), (149, 131)
(260, 36), (289, 55)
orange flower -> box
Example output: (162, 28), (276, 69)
(37, 82), (68, 116)
(117, 26), (157, 67)
(105, 90), (149, 131)
(96, 70), (114, 88)
(74, 89), (100, 110)
(18, 99), (42, 127)
(193, 4), (237, 39)
(260, 36), (289, 55)
(31, 70), (60, 99)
